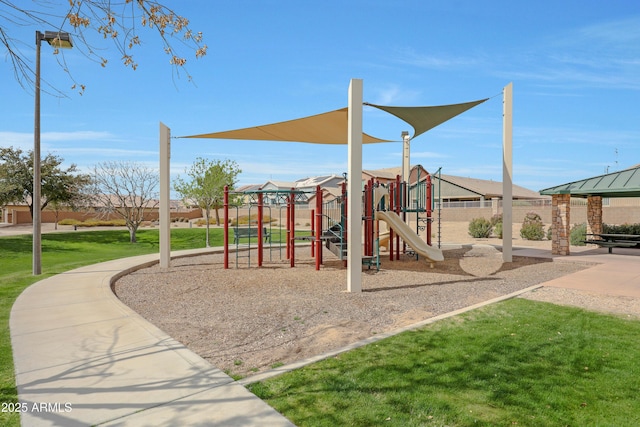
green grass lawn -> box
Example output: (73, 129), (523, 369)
(249, 298), (640, 426)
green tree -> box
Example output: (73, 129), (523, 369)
(90, 161), (159, 243)
(1, 1), (207, 94)
(0, 146), (92, 218)
(174, 158), (241, 247)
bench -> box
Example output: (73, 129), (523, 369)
(233, 227), (271, 244)
(582, 239), (639, 254)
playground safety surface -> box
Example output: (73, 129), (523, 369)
(114, 245), (595, 378)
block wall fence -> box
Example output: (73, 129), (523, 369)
(3, 203), (637, 227)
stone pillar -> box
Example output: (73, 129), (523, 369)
(492, 197), (500, 217)
(587, 196), (603, 235)
(552, 194), (571, 255)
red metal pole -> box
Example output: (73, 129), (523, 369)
(290, 189), (295, 267)
(367, 179), (374, 257)
(342, 181), (347, 268)
(315, 185), (322, 270)
(257, 192), (264, 267)
(364, 182), (369, 257)
(396, 175), (401, 260)
(426, 174), (432, 246)
(311, 209), (315, 258)
(223, 185), (229, 269)
(286, 197), (291, 260)
(389, 182), (394, 262)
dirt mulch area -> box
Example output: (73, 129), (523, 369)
(114, 244), (599, 377)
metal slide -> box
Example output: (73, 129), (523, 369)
(375, 210), (444, 264)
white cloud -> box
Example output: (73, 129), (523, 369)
(369, 84), (421, 106)
(408, 151), (450, 159)
(495, 17), (640, 90)
(393, 47), (484, 70)
(42, 131), (117, 142)
(59, 147), (157, 157)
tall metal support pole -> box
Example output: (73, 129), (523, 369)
(159, 122), (171, 269)
(257, 192), (264, 267)
(347, 79), (363, 292)
(289, 189), (295, 268)
(33, 32), (43, 275)
(223, 186), (229, 269)
(426, 174), (432, 246)
(315, 188), (320, 266)
(502, 83), (513, 263)
(315, 185), (322, 270)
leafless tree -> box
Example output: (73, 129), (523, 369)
(90, 161), (159, 243)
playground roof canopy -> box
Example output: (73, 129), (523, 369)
(539, 165), (640, 198)
(181, 108), (389, 144)
(180, 99), (488, 144)
(365, 98), (488, 139)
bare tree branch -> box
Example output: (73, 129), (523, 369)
(1, 0), (208, 95)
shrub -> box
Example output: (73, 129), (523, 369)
(546, 225), (553, 241)
(604, 223), (640, 235)
(194, 218), (217, 226)
(58, 218), (81, 226)
(570, 223), (587, 246)
(494, 221), (503, 239)
(491, 213), (503, 238)
(520, 211), (545, 241)
(231, 214), (276, 226)
(468, 217), (492, 238)
(62, 218), (127, 227)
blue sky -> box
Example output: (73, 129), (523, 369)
(2, 0), (639, 194)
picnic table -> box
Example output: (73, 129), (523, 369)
(583, 233), (640, 253)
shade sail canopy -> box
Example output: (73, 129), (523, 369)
(365, 98), (488, 139)
(180, 107), (392, 144)
(539, 165), (640, 198)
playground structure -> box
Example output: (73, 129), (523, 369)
(222, 169), (444, 270)
(160, 79), (513, 293)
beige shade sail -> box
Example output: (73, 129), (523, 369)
(180, 107), (392, 144)
(365, 98), (488, 139)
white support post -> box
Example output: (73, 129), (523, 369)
(347, 79), (363, 292)
(160, 122), (171, 269)
(401, 131), (410, 184)
(502, 83), (513, 263)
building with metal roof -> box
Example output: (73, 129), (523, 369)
(540, 165), (640, 255)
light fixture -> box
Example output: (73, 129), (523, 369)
(42, 31), (74, 49)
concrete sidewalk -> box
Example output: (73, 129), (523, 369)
(512, 245), (640, 298)
(10, 244), (640, 426)
(10, 249), (294, 427)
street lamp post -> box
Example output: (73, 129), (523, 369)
(33, 30), (73, 275)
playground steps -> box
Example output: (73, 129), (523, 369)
(327, 240), (347, 260)
(326, 240), (378, 269)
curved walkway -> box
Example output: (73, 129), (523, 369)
(10, 248), (294, 427)
(10, 245), (640, 426)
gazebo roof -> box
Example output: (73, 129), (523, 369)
(539, 165), (640, 198)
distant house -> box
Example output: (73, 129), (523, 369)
(362, 168), (399, 185)
(238, 175), (346, 206)
(431, 174), (546, 207)
(363, 165), (546, 207)
(234, 166), (545, 210)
